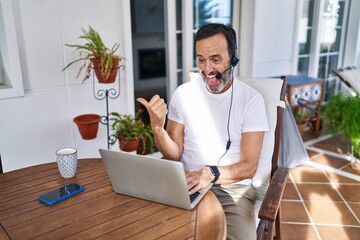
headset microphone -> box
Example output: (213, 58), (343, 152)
(215, 65), (233, 80)
(215, 55), (239, 80)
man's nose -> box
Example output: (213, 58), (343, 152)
(203, 62), (214, 74)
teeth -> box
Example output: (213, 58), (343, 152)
(207, 74), (216, 78)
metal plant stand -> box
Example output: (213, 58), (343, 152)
(92, 65), (125, 149)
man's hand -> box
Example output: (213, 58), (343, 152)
(186, 167), (213, 195)
(137, 95), (184, 161)
(137, 95), (168, 132)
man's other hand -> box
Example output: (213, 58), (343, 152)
(137, 95), (168, 132)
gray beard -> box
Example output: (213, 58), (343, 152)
(202, 68), (233, 94)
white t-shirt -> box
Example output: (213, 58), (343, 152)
(168, 76), (269, 184)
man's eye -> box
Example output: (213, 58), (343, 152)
(198, 59), (205, 64)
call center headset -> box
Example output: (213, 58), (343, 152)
(215, 54), (239, 80)
(215, 25), (239, 165)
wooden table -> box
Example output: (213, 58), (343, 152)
(0, 158), (226, 240)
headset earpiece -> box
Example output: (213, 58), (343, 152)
(231, 55), (239, 67)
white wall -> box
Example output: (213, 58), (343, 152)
(0, 0), (133, 172)
(240, 0), (298, 77)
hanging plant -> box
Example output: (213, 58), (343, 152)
(62, 26), (125, 83)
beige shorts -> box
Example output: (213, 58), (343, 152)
(211, 184), (256, 240)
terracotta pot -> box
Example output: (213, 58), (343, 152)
(297, 122), (307, 136)
(119, 138), (140, 152)
(73, 114), (101, 140)
(91, 57), (120, 84)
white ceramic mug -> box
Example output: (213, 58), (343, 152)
(56, 147), (77, 178)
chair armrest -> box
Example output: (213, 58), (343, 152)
(258, 167), (289, 222)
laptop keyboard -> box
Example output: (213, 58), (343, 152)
(189, 191), (201, 203)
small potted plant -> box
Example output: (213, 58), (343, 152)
(109, 110), (155, 154)
(62, 26), (124, 83)
(323, 93), (360, 166)
(292, 107), (312, 135)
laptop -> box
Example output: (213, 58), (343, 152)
(99, 149), (212, 210)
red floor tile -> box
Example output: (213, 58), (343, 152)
(290, 166), (329, 183)
(304, 201), (359, 225)
(281, 201), (310, 223)
(325, 171), (360, 184)
(311, 137), (348, 155)
(310, 153), (349, 169)
(283, 182), (301, 200)
(280, 223), (318, 240)
(317, 226), (360, 240)
(296, 183), (343, 202)
(280, 129), (360, 240)
(336, 184), (360, 203)
(348, 203), (360, 220)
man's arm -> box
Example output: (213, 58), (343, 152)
(137, 95), (184, 160)
(217, 131), (264, 183)
(152, 119), (184, 160)
(186, 131), (264, 194)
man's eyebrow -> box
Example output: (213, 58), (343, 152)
(196, 54), (221, 58)
(209, 54), (221, 58)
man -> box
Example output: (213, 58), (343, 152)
(137, 23), (268, 240)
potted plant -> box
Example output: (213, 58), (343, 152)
(109, 110), (155, 154)
(292, 107), (312, 135)
(62, 26), (124, 83)
(323, 93), (360, 164)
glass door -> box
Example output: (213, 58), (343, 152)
(297, 0), (349, 101)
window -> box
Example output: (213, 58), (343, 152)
(318, 0), (346, 100)
(0, 0), (24, 99)
(297, 0), (349, 101)
(297, 0), (314, 76)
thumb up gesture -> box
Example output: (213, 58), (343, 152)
(137, 95), (168, 131)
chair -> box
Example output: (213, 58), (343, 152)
(240, 76), (288, 240)
(332, 66), (360, 95)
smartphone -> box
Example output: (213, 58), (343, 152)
(38, 183), (85, 206)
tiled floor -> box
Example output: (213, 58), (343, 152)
(280, 129), (360, 240)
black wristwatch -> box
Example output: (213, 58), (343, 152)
(209, 166), (220, 183)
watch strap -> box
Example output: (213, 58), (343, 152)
(209, 166), (220, 183)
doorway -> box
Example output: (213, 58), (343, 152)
(130, 0), (167, 124)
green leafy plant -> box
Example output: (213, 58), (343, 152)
(323, 93), (360, 158)
(109, 110), (155, 154)
(62, 26), (124, 83)
(292, 107), (312, 125)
